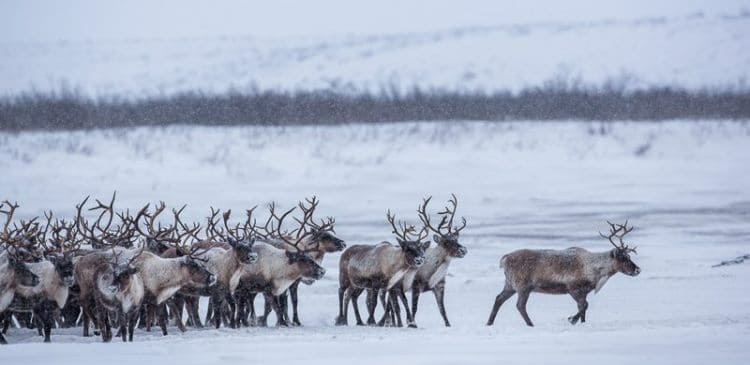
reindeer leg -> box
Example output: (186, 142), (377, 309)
(515, 288), (534, 327)
(289, 281), (301, 326)
(82, 306), (92, 337)
(167, 300), (187, 333)
(125, 309), (136, 342)
(211, 294), (223, 329)
(336, 287), (350, 326)
(433, 282), (450, 327)
(411, 288), (421, 322)
(350, 288), (365, 326)
(1, 312), (10, 334)
(248, 293), (258, 326)
(568, 290), (589, 325)
(397, 288), (415, 328)
(365, 289), (377, 325)
(377, 290), (391, 327)
(145, 303), (154, 332)
(225, 294), (237, 329)
(487, 283), (516, 326)
(157, 304), (169, 336)
(278, 291), (290, 325)
(389, 290), (403, 327)
(263, 292), (286, 327)
(97, 306), (111, 342)
(187, 297), (203, 328)
(138, 305), (148, 330)
(36, 302), (54, 343)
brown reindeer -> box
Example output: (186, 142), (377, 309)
(258, 197), (345, 326)
(74, 247), (143, 342)
(335, 209), (429, 327)
(233, 203), (326, 327)
(486, 221), (641, 327)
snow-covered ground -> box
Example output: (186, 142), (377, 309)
(1, 1), (749, 97)
(0, 120), (749, 364)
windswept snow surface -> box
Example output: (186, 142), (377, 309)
(1, 1), (749, 97)
(0, 120), (749, 364)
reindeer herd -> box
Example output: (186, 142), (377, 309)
(0, 193), (641, 344)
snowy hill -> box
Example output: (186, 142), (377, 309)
(1, 1), (749, 97)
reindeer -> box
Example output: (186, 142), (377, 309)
(233, 204), (326, 327)
(335, 209), (429, 327)
(116, 203), (216, 336)
(0, 218), (40, 345)
(486, 221), (641, 327)
(257, 197), (345, 326)
(74, 247), (143, 342)
(404, 194), (467, 327)
(174, 208), (258, 329)
(0, 201), (77, 343)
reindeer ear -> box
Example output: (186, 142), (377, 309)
(285, 251), (295, 261)
(433, 234), (440, 243)
(228, 238), (238, 248)
(421, 241), (431, 250)
(397, 239), (406, 248)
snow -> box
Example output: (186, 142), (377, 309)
(0, 120), (749, 364)
(1, 1), (749, 97)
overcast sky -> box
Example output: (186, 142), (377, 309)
(1, 0), (746, 42)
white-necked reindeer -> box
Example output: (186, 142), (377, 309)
(233, 204), (326, 327)
(406, 194), (467, 327)
(486, 220), (641, 326)
(257, 197), (345, 326)
(0, 210), (40, 345)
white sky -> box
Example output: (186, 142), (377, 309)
(1, 0), (747, 42)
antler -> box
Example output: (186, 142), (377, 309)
(294, 196), (336, 237)
(172, 205), (203, 243)
(204, 207), (225, 241)
(599, 220), (637, 254)
(0, 200), (20, 241)
(134, 202), (177, 243)
(437, 194), (466, 235)
(386, 210), (428, 242)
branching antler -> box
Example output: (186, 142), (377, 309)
(386, 210), (428, 242)
(599, 220), (637, 254)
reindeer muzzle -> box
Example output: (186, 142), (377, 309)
(456, 247), (467, 258)
(413, 257), (425, 267)
(64, 276), (75, 287)
(245, 252), (259, 264)
(313, 267), (326, 280)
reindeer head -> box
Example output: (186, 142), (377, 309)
(179, 256), (216, 287)
(600, 220), (641, 276)
(418, 194), (467, 259)
(8, 255), (39, 287)
(111, 248), (142, 290)
(228, 237), (258, 264)
(295, 197), (346, 253)
(215, 209), (258, 265)
(49, 254), (76, 287)
(286, 251), (326, 280)
(387, 210), (430, 268)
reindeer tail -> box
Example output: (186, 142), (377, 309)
(499, 255), (508, 269)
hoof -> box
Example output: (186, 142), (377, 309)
(407, 323), (418, 329)
(568, 316), (579, 325)
(334, 318), (347, 326)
